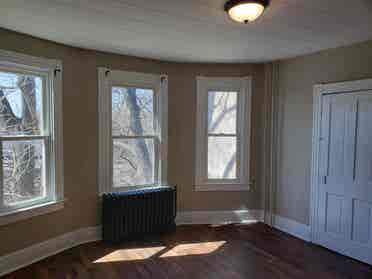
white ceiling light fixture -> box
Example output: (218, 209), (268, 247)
(224, 0), (269, 23)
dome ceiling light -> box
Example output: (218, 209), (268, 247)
(224, 0), (269, 23)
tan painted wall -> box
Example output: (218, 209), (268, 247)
(0, 28), (265, 256)
(276, 40), (372, 225)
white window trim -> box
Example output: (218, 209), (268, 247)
(98, 68), (168, 194)
(195, 76), (252, 192)
(0, 49), (64, 226)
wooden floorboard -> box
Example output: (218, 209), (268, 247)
(2, 223), (372, 278)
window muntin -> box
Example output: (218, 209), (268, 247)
(0, 69), (51, 210)
(111, 86), (158, 187)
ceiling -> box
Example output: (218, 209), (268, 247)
(1, 0), (372, 63)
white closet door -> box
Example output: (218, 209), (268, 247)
(317, 91), (372, 264)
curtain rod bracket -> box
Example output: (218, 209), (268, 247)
(54, 68), (61, 77)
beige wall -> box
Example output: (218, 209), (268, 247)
(2, 25), (371, 258)
(0, 28), (265, 256)
(276, 40), (372, 225)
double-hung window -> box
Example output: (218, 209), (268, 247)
(98, 69), (168, 193)
(0, 50), (63, 225)
(195, 76), (251, 191)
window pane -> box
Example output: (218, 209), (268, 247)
(113, 138), (155, 187)
(2, 140), (45, 205)
(0, 71), (43, 136)
(208, 91), (237, 134)
(208, 136), (237, 179)
(112, 87), (154, 136)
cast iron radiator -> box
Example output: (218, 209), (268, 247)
(102, 186), (177, 243)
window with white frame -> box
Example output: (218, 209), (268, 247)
(0, 50), (63, 223)
(98, 69), (168, 194)
(195, 76), (251, 191)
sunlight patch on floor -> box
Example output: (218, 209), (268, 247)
(94, 246), (166, 263)
(93, 241), (227, 263)
(159, 241), (226, 257)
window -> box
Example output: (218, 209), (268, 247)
(0, 50), (63, 224)
(195, 76), (251, 191)
(98, 69), (167, 194)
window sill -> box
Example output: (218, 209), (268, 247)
(195, 184), (250, 192)
(99, 185), (172, 196)
(0, 200), (65, 227)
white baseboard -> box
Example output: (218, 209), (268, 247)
(176, 209), (264, 225)
(0, 209), (264, 276)
(273, 215), (311, 242)
(0, 226), (101, 277)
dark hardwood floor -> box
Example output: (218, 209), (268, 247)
(2, 223), (372, 279)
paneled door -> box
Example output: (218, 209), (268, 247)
(316, 90), (372, 264)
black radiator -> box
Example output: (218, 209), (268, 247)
(102, 186), (177, 243)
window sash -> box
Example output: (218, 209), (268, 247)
(207, 133), (237, 137)
(111, 85), (157, 138)
(0, 68), (50, 137)
(111, 135), (157, 139)
(206, 91), (241, 182)
(0, 136), (52, 212)
(207, 90), (238, 135)
(206, 134), (240, 182)
(0, 135), (47, 140)
(0, 63), (56, 212)
(206, 89), (241, 182)
(111, 85), (159, 188)
(111, 135), (159, 188)
(0, 146), (3, 208)
(99, 68), (168, 194)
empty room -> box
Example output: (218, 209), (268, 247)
(0, 0), (372, 278)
